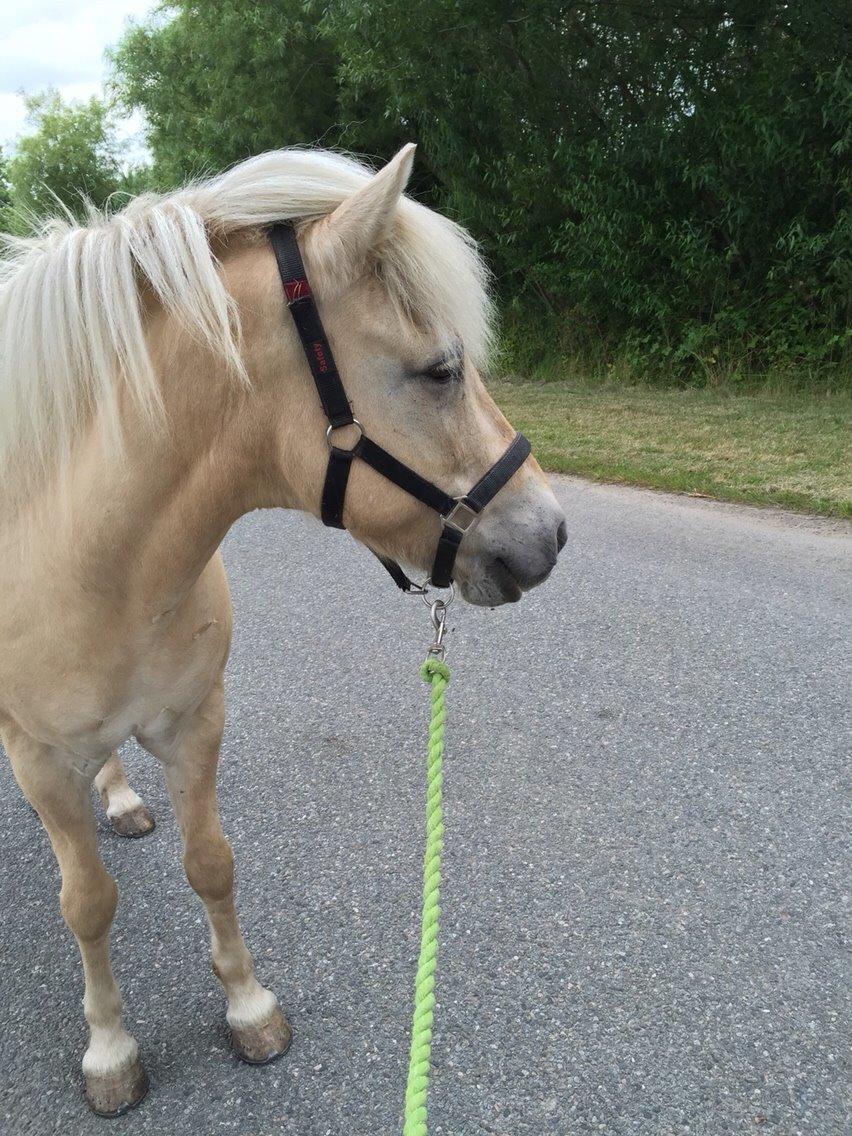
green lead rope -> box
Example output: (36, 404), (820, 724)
(403, 657), (451, 1135)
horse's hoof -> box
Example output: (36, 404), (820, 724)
(231, 1005), (293, 1065)
(85, 1055), (149, 1117)
(109, 805), (156, 839)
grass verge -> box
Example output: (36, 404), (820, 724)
(489, 379), (852, 519)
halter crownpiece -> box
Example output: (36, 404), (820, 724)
(269, 222), (531, 591)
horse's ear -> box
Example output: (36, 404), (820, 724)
(318, 144), (416, 271)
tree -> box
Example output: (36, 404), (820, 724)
(323, 0), (851, 371)
(0, 147), (12, 232)
(110, 1), (408, 186)
(6, 91), (125, 223)
(111, 1), (335, 185)
(111, 0), (852, 374)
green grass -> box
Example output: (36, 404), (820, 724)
(489, 378), (852, 518)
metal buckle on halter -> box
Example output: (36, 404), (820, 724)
(444, 497), (478, 534)
(325, 419), (363, 452)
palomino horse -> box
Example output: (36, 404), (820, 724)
(0, 144), (565, 1115)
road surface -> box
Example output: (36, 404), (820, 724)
(1, 476), (848, 1135)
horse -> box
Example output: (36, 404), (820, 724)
(0, 143), (566, 1116)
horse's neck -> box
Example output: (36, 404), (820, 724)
(4, 289), (301, 622)
(16, 389), (271, 621)
(103, 422), (263, 611)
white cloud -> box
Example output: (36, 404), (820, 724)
(0, 1), (156, 156)
(0, 93), (30, 153)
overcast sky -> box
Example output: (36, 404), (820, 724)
(0, 2), (157, 156)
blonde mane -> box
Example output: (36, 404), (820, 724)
(0, 149), (493, 489)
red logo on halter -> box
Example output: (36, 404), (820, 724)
(312, 341), (329, 372)
(283, 278), (311, 302)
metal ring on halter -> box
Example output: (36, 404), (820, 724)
(421, 581), (455, 608)
(325, 419), (363, 452)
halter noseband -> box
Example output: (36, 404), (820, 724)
(269, 222), (531, 591)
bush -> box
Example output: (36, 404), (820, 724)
(105, 1), (852, 382)
(323, 0), (850, 378)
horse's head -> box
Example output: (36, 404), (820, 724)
(240, 146), (566, 605)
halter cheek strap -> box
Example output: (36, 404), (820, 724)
(269, 222), (531, 590)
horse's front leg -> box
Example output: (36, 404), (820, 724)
(140, 679), (291, 1063)
(95, 751), (155, 838)
(3, 723), (148, 1116)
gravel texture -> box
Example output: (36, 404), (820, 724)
(0, 476), (848, 1136)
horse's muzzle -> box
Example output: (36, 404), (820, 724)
(458, 508), (567, 606)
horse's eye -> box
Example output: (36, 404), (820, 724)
(424, 358), (462, 384)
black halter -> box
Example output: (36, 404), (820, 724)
(269, 222), (531, 591)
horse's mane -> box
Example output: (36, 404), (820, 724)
(0, 149), (492, 487)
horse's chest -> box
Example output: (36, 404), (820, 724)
(0, 573), (231, 764)
(78, 617), (229, 758)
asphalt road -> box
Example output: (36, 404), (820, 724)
(1, 477), (849, 1136)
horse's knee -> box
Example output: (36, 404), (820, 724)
(60, 868), (118, 943)
(184, 833), (234, 902)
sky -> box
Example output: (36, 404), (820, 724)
(0, 1), (157, 158)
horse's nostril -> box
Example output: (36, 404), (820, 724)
(556, 518), (568, 552)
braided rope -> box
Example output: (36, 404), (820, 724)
(403, 656), (451, 1136)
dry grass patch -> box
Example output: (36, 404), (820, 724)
(489, 380), (852, 518)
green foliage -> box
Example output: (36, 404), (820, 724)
(109, 0), (388, 185)
(6, 91), (126, 224)
(99, 1), (852, 379)
(322, 0), (851, 377)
